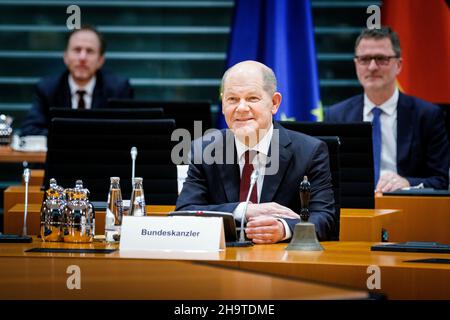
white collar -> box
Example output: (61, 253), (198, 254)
(68, 75), (96, 96)
(364, 88), (399, 117)
(234, 124), (273, 161)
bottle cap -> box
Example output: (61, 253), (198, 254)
(133, 177), (143, 184)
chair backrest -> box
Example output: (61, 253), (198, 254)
(107, 99), (212, 137)
(49, 108), (164, 120)
(45, 118), (178, 204)
(314, 136), (341, 240)
(281, 121), (374, 208)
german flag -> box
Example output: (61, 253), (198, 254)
(382, 0), (450, 104)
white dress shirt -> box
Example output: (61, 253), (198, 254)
(232, 124), (292, 240)
(68, 75), (96, 110)
(363, 88), (399, 176)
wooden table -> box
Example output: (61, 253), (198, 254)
(3, 185), (44, 221)
(376, 194), (450, 243)
(21, 169), (44, 186)
(0, 240), (369, 300)
(5, 203), (402, 243)
(0, 145), (46, 163)
(213, 242), (450, 300)
(340, 208), (404, 242)
(1, 239), (449, 300)
(5, 203), (175, 235)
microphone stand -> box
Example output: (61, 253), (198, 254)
(238, 169), (259, 246)
(130, 146), (138, 188)
(0, 167), (32, 242)
(22, 168), (30, 236)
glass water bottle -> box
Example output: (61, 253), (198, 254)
(130, 177), (146, 217)
(105, 177), (124, 242)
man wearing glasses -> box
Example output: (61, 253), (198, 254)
(325, 27), (449, 192)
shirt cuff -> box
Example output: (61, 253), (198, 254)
(278, 219), (292, 240)
(233, 202), (246, 222)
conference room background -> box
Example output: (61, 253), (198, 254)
(1, 0), (449, 231)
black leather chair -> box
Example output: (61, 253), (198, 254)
(314, 136), (341, 241)
(107, 99), (212, 137)
(281, 121), (374, 209)
(49, 107), (164, 120)
(45, 118), (178, 204)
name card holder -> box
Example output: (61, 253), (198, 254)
(120, 216), (225, 252)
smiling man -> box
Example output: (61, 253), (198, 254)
(20, 26), (133, 136)
(176, 61), (337, 243)
(325, 27), (449, 192)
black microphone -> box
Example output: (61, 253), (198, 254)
(238, 169), (259, 245)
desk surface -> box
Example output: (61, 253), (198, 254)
(0, 239), (369, 300)
(1, 239), (449, 300)
(0, 145), (46, 163)
(376, 194), (450, 243)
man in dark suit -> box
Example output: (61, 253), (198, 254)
(325, 27), (449, 191)
(176, 61), (336, 243)
(20, 26), (133, 136)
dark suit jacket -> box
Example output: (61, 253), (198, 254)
(325, 92), (450, 189)
(20, 69), (134, 136)
(175, 122), (337, 241)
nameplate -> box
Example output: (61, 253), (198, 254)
(120, 216), (225, 252)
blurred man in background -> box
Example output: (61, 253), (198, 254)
(20, 26), (133, 136)
(325, 27), (449, 192)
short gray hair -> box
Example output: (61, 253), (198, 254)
(220, 61), (277, 95)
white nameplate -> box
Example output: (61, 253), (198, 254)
(119, 216), (225, 252)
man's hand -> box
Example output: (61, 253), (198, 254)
(246, 202), (300, 220)
(376, 171), (410, 192)
(245, 216), (285, 244)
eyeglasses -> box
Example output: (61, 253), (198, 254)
(354, 55), (399, 66)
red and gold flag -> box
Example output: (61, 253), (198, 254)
(383, 0), (450, 104)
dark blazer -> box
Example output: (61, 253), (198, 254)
(325, 92), (450, 189)
(20, 69), (134, 136)
(175, 122), (337, 241)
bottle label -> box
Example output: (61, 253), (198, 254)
(116, 200), (123, 214)
(81, 216), (86, 235)
(105, 209), (120, 242)
(105, 226), (121, 242)
(132, 196), (145, 217)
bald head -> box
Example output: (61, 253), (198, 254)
(220, 60), (277, 96)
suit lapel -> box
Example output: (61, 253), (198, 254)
(260, 123), (293, 203)
(218, 132), (240, 202)
(396, 92), (413, 168)
(350, 94), (365, 121)
(91, 71), (105, 109)
(58, 72), (71, 108)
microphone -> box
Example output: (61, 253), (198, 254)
(0, 167), (32, 243)
(22, 168), (30, 236)
(130, 146), (138, 187)
(239, 169), (259, 244)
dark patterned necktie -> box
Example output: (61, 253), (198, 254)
(239, 150), (258, 203)
(76, 90), (86, 109)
